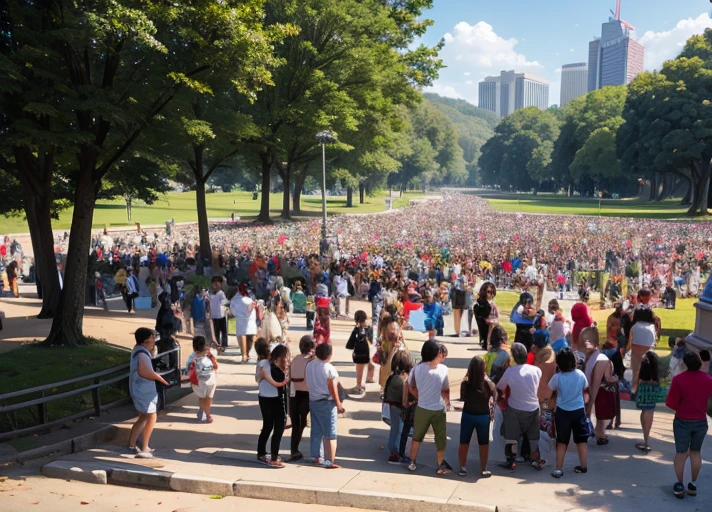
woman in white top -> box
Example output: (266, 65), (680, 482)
(230, 284), (257, 363)
(628, 307), (658, 393)
(255, 339), (290, 467)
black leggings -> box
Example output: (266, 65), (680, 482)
(258, 396), (286, 458)
(289, 391), (310, 455)
(212, 317), (228, 348)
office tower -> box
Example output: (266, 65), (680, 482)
(560, 62), (588, 107)
(478, 70), (549, 117)
(587, 0), (644, 91)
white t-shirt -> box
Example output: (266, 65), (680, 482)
(210, 290), (226, 319)
(306, 359), (339, 402)
(256, 359), (278, 397)
(631, 322), (656, 347)
(408, 363), (449, 411)
(230, 294), (257, 335)
(497, 364), (542, 412)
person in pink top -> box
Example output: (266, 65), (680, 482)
(665, 351), (712, 499)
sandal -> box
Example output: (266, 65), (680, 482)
(551, 469), (564, 479)
(201, 415), (214, 424)
(574, 466), (588, 474)
(635, 443), (651, 452)
(458, 466), (468, 477)
(596, 437), (609, 446)
(437, 461), (453, 475)
(531, 459), (546, 470)
(267, 459), (284, 468)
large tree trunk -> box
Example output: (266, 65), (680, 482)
(281, 166), (291, 220)
(681, 177), (693, 205)
(687, 160), (711, 216)
(258, 153), (273, 224)
(346, 186), (353, 207)
(45, 160), (97, 346)
(20, 173), (61, 318)
(195, 179), (212, 264)
(359, 182), (365, 204)
(292, 171), (306, 215)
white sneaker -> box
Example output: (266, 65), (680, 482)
(136, 450), (154, 459)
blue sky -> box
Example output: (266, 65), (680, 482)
(421, 0), (712, 106)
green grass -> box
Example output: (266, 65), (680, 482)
(466, 190), (708, 219)
(0, 342), (131, 434)
(0, 190), (425, 233)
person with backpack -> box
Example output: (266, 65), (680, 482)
(345, 310), (373, 395)
(186, 336), (218, 423)
(383, 351), (414, 464)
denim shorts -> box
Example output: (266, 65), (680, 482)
(673, 418), (708, 453)
(460, 412), (491, 446)
(310, 399), (338, 440)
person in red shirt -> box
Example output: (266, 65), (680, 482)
(665, 351), (712, 499)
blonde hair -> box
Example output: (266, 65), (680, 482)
(580, 327), (600, 348)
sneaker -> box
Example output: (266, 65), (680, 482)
(687, 482), (697, 496)
(136, 450), (154, 459)
(673, 482), (685, 499)
(399, 456), (411, 465)
(388, 452), (400, 464)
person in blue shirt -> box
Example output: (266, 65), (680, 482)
(422, 290), (444, 336)
(510, 292), (536, 350)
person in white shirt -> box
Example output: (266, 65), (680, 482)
(230, 284), (257, 363)
(497, 342), (545, 471)
(210, 277), (228, 352)
(306, 344), (345, 468)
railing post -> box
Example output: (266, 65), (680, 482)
(92, 378), (101, 417)
(37, 392), (47, 424)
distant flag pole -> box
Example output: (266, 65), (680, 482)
(615, 0), (621, 20)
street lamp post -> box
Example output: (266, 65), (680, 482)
(316, 130), (336, 258)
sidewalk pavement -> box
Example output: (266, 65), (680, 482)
(37, 306), (711, 512)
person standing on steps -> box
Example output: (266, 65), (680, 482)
(128, 328), (169, 459)
(665, 351), (712, 499)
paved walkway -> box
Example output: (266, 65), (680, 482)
(34, 307), (712, 512)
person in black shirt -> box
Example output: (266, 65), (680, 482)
(458, 355), (496, 478)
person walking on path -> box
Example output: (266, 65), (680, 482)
(582, 328), (618, 446)
(665, 351), (712, 499)
(345, 310), (373, 394)
(128, 328), (169, 459)
(634, 351), (660, 453)
(306, 343), (345, 468)
(210, 277), (229, 352)
(548, 347), (590, 479)
(231, 283), (257, 363)
(458, 355), (495, 478)
(186, 335), (218, 423)
(407, 341), (452, 475)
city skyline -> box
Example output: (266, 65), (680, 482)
(478, 71), (550, 117)
(422, 0), (712, 108)
(560, 62), (588, 107)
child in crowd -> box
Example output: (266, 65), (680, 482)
(186, 335), (218, 423)
(288, 336), (315, 462)
(255, 339), (290, 467)
(635, 351), (660, 452)
(346, 310), (373, 394)
(383, 351), (415, 464)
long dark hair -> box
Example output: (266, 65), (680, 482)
(638, 351), (659, 382)
(465, 356), (487, 393)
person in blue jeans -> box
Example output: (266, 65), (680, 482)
(458, 356), (495, 478)
(305, 344), (345, 468)
(383, 351), (414, 464)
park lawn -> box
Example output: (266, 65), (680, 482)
(487, 195), (695, 219)
(0, 342), (131, 435)
(0, 190), (425, 233)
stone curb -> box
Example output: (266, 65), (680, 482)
(0, 425), (118, 466)
(41, 459), (500, 512)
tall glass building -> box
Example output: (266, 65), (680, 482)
(588, 12), (644, 91)
(560, 62), (588, 107)
(478, 70), (549, 118)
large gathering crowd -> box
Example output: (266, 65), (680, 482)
(2, 194), (712, 499)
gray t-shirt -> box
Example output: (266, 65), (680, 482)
(408, 363), (449, 411)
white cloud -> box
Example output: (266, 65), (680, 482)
(638, 12), (712, 71)
(554, 68), (562, 73)
(569, 48), (574, 52)
(426, 21), (543, 106)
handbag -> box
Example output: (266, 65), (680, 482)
(372, 346), (384, 365)
(584, 416), (596, 438)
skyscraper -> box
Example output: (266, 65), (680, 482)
(560, 62), (588, 107)
(478, 70), (549, 117)
(587, 0), (644, 91)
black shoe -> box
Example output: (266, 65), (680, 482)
(687, 482), (697, 496)
(673, 482), (685, 499)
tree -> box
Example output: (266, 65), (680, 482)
(478, 107), (559, 191)
(551, 86), (627, 195)
(101, 157), (172, 222)
(1, 1), (276, 345)
(571, 127), (621, 190)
